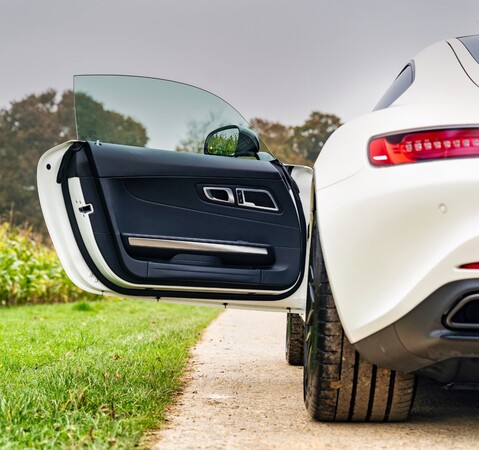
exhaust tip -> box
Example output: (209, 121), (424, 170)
(445, 294), (479, 330)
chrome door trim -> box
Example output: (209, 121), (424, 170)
(128, 237), (268, 255)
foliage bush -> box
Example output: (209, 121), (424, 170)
(0, 222), (94, 306)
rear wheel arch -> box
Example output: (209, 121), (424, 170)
(303, 218), (417, 422)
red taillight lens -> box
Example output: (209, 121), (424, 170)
(369, 128), (479, 166)
(459, 263), (479, 270)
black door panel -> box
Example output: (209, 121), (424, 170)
(121, 178), (299, 224)
(86, 142), (281, 179)
(100, 178), (300, 244)
(64, 141), (305, 296)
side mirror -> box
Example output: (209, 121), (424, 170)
(204, 125), (260, 158)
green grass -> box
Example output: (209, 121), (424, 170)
(0, 299), (219, 449)
(0, 222), (92, 306)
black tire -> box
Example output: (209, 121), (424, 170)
(286, 312), (304, 366)
(303, 221), (416, 422)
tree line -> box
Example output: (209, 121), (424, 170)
(0, 89), (341, 232)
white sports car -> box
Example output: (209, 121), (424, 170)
(37, 35), (479, 422)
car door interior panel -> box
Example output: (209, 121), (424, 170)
(60, 141), (306, 298)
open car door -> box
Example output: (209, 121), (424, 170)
(37, 76), (312, 312)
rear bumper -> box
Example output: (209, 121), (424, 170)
(354, 280), (479, 384)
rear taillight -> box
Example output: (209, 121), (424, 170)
(459, 263), (479, 270)
(369, 128), (479, 166)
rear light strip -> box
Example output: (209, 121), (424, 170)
(369, 128), (479, 166)
(459, 263), (479, 270)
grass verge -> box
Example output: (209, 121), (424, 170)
(0, 299), (219, 449)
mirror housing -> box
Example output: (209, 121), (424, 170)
(204, 125), (260, 158)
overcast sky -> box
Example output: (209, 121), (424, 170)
(1, 0), (478, 125)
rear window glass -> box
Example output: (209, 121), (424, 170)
(458, 35), (479, 64)
(373, 64), (414, 111)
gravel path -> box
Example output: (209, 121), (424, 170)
(147, 309), (479, 449)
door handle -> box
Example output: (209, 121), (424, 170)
(203, 187), (235, 204)
(236, 188), (279, 212)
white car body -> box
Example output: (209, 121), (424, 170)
(316, 38), (479, 343)
(37, 35), (479, 393)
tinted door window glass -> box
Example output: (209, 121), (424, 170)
(74, 75), (272, 155)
